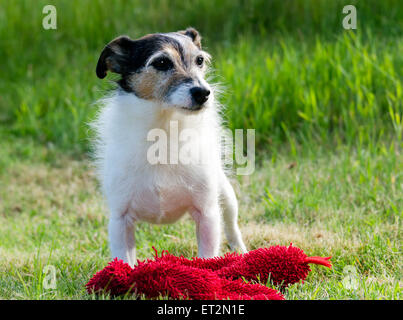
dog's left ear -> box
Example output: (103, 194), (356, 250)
(178, 27), (202, 49)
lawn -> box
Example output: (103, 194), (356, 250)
(0, 0), (402, 299)
(0, 137), (401, 299)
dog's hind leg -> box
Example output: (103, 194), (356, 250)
(108, 213), (136, 267)
(219, 172), (247, 253)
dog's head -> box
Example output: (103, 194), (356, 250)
(96, 28), (212, 111)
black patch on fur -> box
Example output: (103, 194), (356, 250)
(96, 34), (187, 93)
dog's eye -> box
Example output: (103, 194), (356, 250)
(151, 57), (173, 71)
(196, 56), (204, 67)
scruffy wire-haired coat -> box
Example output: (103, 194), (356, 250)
(92, 28), (246, 266)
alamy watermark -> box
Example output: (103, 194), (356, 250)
(341, 265), (359, 290)
(146, 121), (255, 175)
(42, 5), (57, 30)
(43, 264), (57, 289)
(342, 5), (357, 30)
(42, 4), (357, 31)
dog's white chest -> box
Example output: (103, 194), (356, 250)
(129, 169), (201, 224)
(94, 93), (221, 225)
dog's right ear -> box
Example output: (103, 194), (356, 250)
(178, 27), (202, 49)
(96, 36), (135, 79)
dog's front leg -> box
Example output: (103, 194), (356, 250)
(108, 214), (136, 267)
(191, 204), (221, 258)
(219, 172), (247, 253)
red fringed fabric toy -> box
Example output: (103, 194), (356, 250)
(86, 244), (331, 300)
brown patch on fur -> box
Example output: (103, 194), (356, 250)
(163, 46), (183, 66)
(127, 41), (199, 101)
(131, 69), (191, 102)
(130, 71), (160, 100)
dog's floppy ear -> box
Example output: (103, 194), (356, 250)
(178, 27), (202, 49)
(96, 36), (135, 79)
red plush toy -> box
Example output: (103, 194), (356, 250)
(86, 244), (331, 300)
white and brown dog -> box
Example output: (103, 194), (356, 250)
(92, 28), (246, 266)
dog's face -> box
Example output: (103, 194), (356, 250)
(96, 28), (212, 111)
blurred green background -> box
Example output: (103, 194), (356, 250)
(1, 0), (402, 155)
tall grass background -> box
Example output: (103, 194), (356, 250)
(0, 0), (402, 154)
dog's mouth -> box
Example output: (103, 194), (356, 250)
(180, 96), (208, 112)
(180, 103), (206, 112)
(161, 100), (206, 112)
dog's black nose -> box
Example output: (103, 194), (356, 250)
(190, 87), (210, 105)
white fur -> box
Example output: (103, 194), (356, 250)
(91, 89), (246, 266)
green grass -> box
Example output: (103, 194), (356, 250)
(0, 138), (401, 299)
(217, 33), (402, 148)
(0, 0), (402, 299)
(1, 0), (402, 153)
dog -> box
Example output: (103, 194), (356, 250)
(92, 28), (247, 266)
